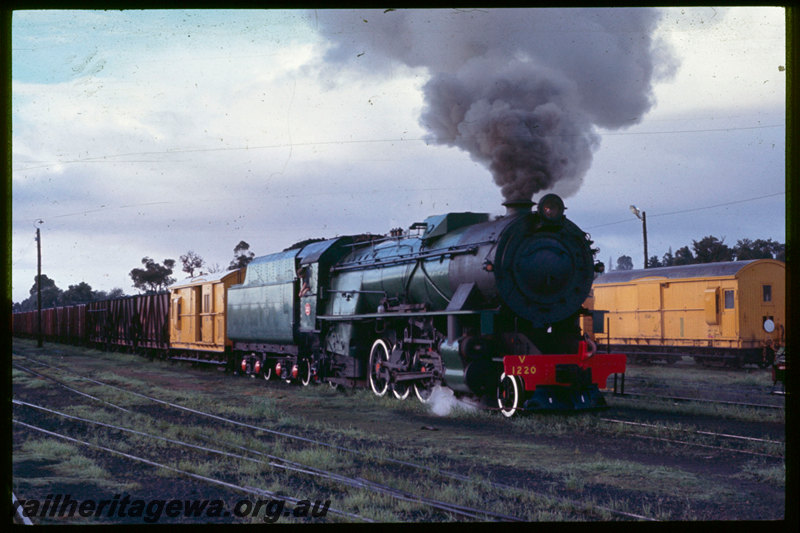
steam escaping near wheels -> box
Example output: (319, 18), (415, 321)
(426, 386), (479, 417)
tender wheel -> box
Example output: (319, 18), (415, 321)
(368, 339), (390, 397)
(412, 351), (434, 403)
(497, 373), (522, 418)
(262, 364), (272, 381)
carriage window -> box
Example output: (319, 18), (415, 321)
(724, 290), (734, 309)
(763, 285), (772, 303)
(174, 300), (182, 330)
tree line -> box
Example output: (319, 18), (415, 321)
(128, 240), (256, 292)
(14, 234), (784, 310)
(12, 277), (126, 312)
(12, 241), (257, 311)
(612, 235), (785, 271)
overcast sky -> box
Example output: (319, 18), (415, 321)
(10, 7), (786, 303)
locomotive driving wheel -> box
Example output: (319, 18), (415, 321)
(412, 351), (434, 403)
(391, 347), (411, 400)
(497, 372), (523, 417)
(368, 339), (391, 397)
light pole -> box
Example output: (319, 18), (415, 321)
(35, 219), (44, 347)
(629, 205), (648, 269)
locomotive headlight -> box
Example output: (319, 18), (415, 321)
(537, 194), (565, 222)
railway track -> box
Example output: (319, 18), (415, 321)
(13, 343), (786, 521)
(614, 391), (784, 411)
(13, 353), (650, 522)
(12, 361), (522, 522)
(13, 417), (371, 524)
(616, 366), (786, 409)
(13, 400), (522, 522)
(596, 417), (784, 459)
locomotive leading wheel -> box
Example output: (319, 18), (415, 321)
(497, 373), (522, 417)
(369, 339), (390, 397)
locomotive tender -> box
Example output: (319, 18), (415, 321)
(230, 194), (625, 415)
(12, 194), (626, 415)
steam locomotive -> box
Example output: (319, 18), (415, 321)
(14, 194), (626, 415)
(230, 194), (625, 415)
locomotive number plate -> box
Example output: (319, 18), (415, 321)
(508, 364), (537, 375)
(507, 356), (537, 376)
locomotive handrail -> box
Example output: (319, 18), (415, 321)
(330, 240), (494, 273)
(325, 289), (388, 296)
(317, 308), (496, 321)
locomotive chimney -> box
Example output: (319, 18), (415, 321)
(502, 199), (534, 217)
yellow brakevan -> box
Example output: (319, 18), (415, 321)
(168, 269), (245, 365)
(589, 259), (784, 367)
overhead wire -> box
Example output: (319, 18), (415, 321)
(584, 191), (785, 229)
(13, 122), (785, 173)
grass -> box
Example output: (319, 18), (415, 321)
(16, 438), (80, 461)
(13, 437), (139, 493)
(11, 370), (52, 389)
(736, 460), (785, 487)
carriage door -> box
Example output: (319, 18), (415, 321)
(637, 282), (661, 340)
(720, 288), (737, 341)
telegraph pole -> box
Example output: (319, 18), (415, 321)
(35, 221), (43, 347)
(630, 206), (649, 269)
(641, 210), (648, 269)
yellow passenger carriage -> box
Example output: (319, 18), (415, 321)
(590, 259), (784, 366)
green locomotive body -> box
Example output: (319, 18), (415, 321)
(228, 195), (625, 414)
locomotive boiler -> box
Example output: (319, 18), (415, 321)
(228, 194), (626, 415)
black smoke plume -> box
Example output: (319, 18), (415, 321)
(315, 8), (677, 201)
